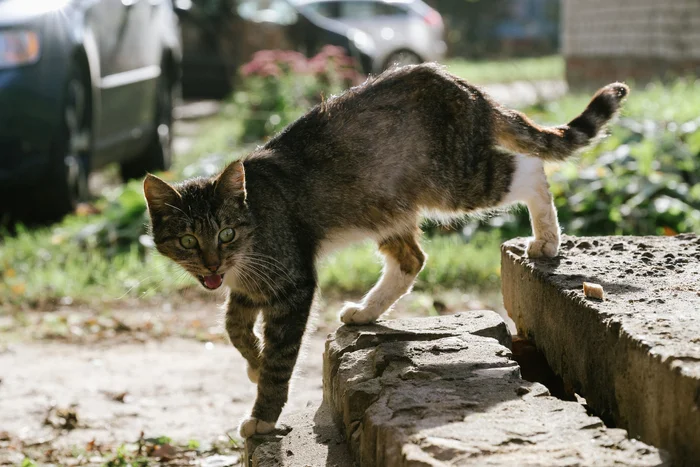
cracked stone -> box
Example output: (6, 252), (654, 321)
(324, 314), (667, 466)
(502, 234), (700, 467)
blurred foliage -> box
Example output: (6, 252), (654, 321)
(480, 79), (700, 238)
(549, 117), (700, 236)
(446, 55), (563, 85)
(1, 65), (698, 307)
(234, 46), (364, 142)
(319, 232), (502, 295)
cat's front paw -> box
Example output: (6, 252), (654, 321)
(527, 238), (559, 258)
(238, 416), (276, 438)
(339, 302), (377, 325)
(246, 365), (260, 384)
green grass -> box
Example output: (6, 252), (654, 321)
(0, 221), (500, 307)
(0, 225), (189, 307)
(524, 78), (700, 126)
(445, 55), (564, 85)
(2, 71), (698, 308)
(319, 232), (501, 295)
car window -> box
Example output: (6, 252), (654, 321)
(338, 1), (407, 19)
(305, 1), (338, 18)
(375, 3), (407, 16)
(237, 0), (298, 25)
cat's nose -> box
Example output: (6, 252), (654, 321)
(206, 263), (220, 272)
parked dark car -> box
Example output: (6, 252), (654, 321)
(174, 0), (374, 99)
(0, 0), (182, 221)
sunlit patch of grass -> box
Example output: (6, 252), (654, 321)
(3, 71), (698, 309)
(445, 55), (564, 85)
(523, 77), (700, 126)
(319, 232), (502, 295)
(0, 225), (193, 308)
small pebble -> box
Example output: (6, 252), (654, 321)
(583, 282), (605, 300)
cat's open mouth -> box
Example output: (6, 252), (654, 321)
(198, 274), (224, 290)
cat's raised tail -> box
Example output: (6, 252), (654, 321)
(494, 82), (629, 161)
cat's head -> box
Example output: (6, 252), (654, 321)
(143, 161), (252, 291)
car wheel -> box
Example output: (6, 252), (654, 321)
(30, 69), (91, 221)
(120, 71), (173, 181)
(384, 50), (423, 70)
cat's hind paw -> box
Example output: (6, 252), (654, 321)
(246, 365), (260, 384)
(238, 416), (276, 438)
(339, 302), (378, 325)
(527, 238), (559, 258)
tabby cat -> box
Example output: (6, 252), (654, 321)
(144, 63), (628, 437)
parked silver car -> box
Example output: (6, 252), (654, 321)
(294, 0), (446, 73)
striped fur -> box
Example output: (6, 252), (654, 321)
(494, 83), (629, 160)
(144, 64), (629, 438)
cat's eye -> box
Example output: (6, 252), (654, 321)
(219, 228), (236, 243)
(180, 234), (198, 249)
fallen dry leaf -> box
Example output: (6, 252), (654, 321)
(150, 443), (178, 460)
(44, 405), (79, 430)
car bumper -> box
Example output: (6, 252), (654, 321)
(0, 66), (63, 187)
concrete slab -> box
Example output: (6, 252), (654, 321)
(502, 234), (700, 466)
(245, 403), (355, 467)
(324, 312), (667, 466)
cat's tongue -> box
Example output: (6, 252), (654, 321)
(203, 274), (223, 290)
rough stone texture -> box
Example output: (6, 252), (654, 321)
(502, 234), (700, 467)
(245, 402), (354, 467)
(324, 312), (667, 466)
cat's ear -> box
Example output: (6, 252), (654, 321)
(215, 160), (246, 201)
(143, 174), (182, 217)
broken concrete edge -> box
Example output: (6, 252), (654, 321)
(324, 313), (668, 466)
(501, 235), (699, 466)
(244, 404), (354, 467)
(243, 312), (510, 467)
(322, 311), (512, 439)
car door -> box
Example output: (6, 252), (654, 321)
(336, 1), (409, 48)
(89, 0), (160, 163)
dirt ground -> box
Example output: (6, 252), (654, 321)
(0, 290), (507, 466)
(0, 100), (512, 466)
(0, 300), (326, 466)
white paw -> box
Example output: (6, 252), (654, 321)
(527, 238), (559, 258)
(247, 365), (260, 384)
(339, 302), (379, 325)
(238, 416), (276, 438)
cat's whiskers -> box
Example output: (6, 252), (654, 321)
(164, 203), (194, 223)
(237, 256), (287, 301)
(242, 253), (296, 285)
(241, 259), (293, 289)
(232, 263), (266, 299)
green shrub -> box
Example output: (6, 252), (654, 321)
(235, 47), (363, 142)
(2, 77), (698, 307)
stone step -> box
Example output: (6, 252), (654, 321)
(502, 234), (700, 467)
(324, 311), (667, 466)
(245, 402), (354, 467)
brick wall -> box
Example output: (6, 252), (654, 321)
(563, 0), (700, 87)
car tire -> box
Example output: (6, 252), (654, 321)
(28, 67), (91, 222)
(384, 50), (423, 70)
(120, 70), (174, 181)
